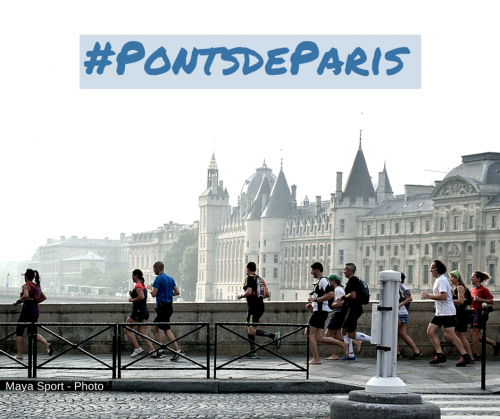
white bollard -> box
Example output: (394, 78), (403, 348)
(365, 270), (407, 394)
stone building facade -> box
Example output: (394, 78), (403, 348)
(197, 148), (500, 302)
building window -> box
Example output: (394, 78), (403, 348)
(305, 246), (309, 257)
(312, 245), (316, 257)
(468, 246), (473, 254)
(264, 240), (267, 246)
(274, 254), (278, 263)
(366, 246), (370, 257)
(394, 245), (398, 256)
(298, 246), (302, 257)
(410, 222), (415, 233)
(489, 264), (495, 284)
(367, 225), (371, 235)
(425, 220), (431, 232)
(381, 224), (385, 234)
(423, 265), (429, 284)
(378, 265), (384, 272)
(262, 254), (266, 263)
(262, 268), (266, 278)
(440, 218), (445, 231)
(291, 247), (295, 258)
(365, 266), (370, 283)
(409, 245), (414, 256)
(491, 241), (496, 254)
(320, 245), (324, 256)
(407, 265), (413, 284)
(379, 246), (384, 257)
(467, 264), (473, 283)
(284, 247), (288, 258)
(339, 250), (344, 265)
(425, 244), (430, 255)
(247, 241), (249, 247)
(452, 261), (458, 271)
(393, 265), (398, 271)
(340, 219), (345, 233)
(245, 255), (248, 263)
(327, 244), (331, 255)
(395, 223), (400, 234)
(469, 216), (474, 229)
(493, 216), (497, 228)
(273, 268), (278, 279)
(454, 216), (459, 230)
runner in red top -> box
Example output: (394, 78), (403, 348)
(470, 270), (495, 360)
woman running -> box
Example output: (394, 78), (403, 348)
(13, 269), (52, 359)
(449, 270), (474, 362)
(124, 269), (155, 357)
(470, 270), (495, 361)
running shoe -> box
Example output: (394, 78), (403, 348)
(473, 353), (482, 362)
(429, 354), (447, 365)
(150, 349), (166, 359)
(494, 341), (500, 356)
(409, 351), (422, 360)
(244, 352), (259, 359)
(171, 350), (185, 362)
(47, 344), (53, 356)
(339, 355), (357, 362)
(130, 347), (144, 358)
(456, 354), (469, 367)
(274, 332), (281, 350)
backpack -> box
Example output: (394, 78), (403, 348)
(399, 284), (411, 310)
(250, 275), (270, 299)
(358, 279), (370, 305)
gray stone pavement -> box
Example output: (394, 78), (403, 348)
(1, 351), (500, 394)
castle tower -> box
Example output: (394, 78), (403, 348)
(377, 162), (394, 203)
(197, 154), (230, 302)
(331, 137), (376, 276)
(260, 167), (293, 299)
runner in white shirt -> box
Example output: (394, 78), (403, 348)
(421, 260), (471, 367)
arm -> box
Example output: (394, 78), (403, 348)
(342, 290), (357, 301)
(14, 284), (30, 305)
(308, 290), (334, 303)
(473, 294), (494, 304)
(453, 285), (464, 306)
(237, 287), (252, 300)
(150, 287), (158, 298)
(128, 287), (145, 303)
(398, 294), (412, 309)
(421, 291), (448, 301)
(173, 286), (180, 296)
(39, 291), (47, 304)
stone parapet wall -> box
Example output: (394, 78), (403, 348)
(1, 301), (499, 357)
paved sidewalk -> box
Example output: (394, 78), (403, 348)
(1, 351), (499, 394)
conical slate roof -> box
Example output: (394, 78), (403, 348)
(381, 162), (393, 193)
(343, 142), (375, 199)
(261, 168), (293, 218)
(247, 176), (272, 221)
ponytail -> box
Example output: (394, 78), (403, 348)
(33, 270), (41, 286)
(132, 269), (145, 284)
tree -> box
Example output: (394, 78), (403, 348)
(164, 228), (198, 301)
(179, 244), (198, 300)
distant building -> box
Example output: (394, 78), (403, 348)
(197, 147), (500, 302)
(29, 234), (130, 291)
(128, 221), (198, 284)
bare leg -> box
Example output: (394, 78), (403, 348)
(124, 318), (141, 349)
(325, 329), (339, 360)
(444, 327), (466, 354)
(138, 323), (155, 352)
(398, 322), (419, 354)
(16, 336), (24, 358)
(457, 331), (473, 358)
(427, 323), (443, 353)
(164, 330), (181, 352)
(471, 328), (481, 355)
(36, 334), (50, 350)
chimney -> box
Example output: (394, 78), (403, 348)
(291, 184), (297, 201)
(316, 196), (321, 215)
(336, 172), (343, 200)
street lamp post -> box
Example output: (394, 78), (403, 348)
(6, 273), (9, 293)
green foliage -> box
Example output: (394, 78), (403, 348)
(164, 228), (198, 301)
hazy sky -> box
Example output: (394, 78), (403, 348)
(1, 1), (499, 262)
